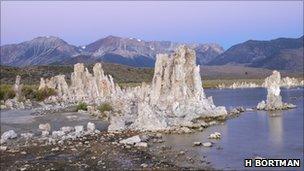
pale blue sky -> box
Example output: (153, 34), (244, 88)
(1, 1), (303, 49)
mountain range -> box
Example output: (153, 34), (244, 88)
(1, 35), (303, 72)
(208, 36), (303, 72)
(0, 35), (223, 67)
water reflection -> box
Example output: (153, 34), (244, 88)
(268, 111), (283, 146)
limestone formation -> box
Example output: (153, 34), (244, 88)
(280, 77), (304, 88)
(13, 75), (23, 100)
(108, 45), (227, 132)
(218, 77), (303, 89)
(257, 71), (296, 110)
(38, 63), (121, 103)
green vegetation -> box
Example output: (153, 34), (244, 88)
(0, 84), (15, 101)
(22, 85), (38, 99)
(77, 102), (88, 111)
(22, 85), (56, 101)
(97, 103), (113, 113)
(35, 87), (57, 101)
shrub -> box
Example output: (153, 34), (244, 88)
(0, 84), (15, 101)
(77, 102), (88, 111)
(97, 103), (113, 113)
(35, 87), (57, 101)
(22, 85), (38, 100)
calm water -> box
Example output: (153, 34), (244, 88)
(1, 110), (108, 135)
(161, 88), (303, 170)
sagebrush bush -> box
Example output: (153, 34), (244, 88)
(0, 84), (15, 101)
(35, 87), (57, 101)
(97, 103), (113, 113)
(21, 85), (38, 100)
(77, 102), (88, 111)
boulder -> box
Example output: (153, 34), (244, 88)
(87, 122), (96, 132)
(75, 125), (84, 133)
(193, 142), (202, 146)
(1, 130), (17, 143)
(135, 142), (148, 148)
(119, 135), (141, 145)
(41, 131), (50, 137)
(202, 142), (212, 147)
(39, 123), (51, 132)
(209, 132), (221, 139)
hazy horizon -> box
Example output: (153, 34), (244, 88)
(1, 1), (303, 49)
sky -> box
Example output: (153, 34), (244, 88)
(1, 1), (303, 49)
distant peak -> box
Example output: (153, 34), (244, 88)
(104, 35), (122, 39)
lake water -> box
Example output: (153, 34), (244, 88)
(160, 87), (303, 170)
(1, 110), (108, 135)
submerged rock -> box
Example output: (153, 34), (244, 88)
(257, 71), (296, 111)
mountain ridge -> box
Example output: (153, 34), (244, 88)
(1, 35), (303, 72)
(0, 35), (223, 67)
(208, 36), (303, 72)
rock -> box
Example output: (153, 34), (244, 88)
(52, 131), (65, 138)
(20, 133), (34, 139)
(41, 131), (49, 137)
(155, 133), (162, 138)
(77, 110), (87, 113)
(107, 116), (127, 132)
(119, 135), (141, 145)
(193, 142), (202, 146)
(257, 100), (266, 110)
(75, 125), (84, 133)
(246, 108), (254, 111)
(179, 150), (185, 155)
(202, 142), (212, 147)
(51, 147), (60, 152)
(39, 63), (121, 103)
(1, 130), (17, 143)
(140, 135), (150, 142)
(209, 132), (221, 139)
(179, 127), (192, 134)
(257, 71), (296, 111)
(39, 123), (51, 132)
(0, 146), (7, 151)
(140, 163), (148, 168)
(60, 126), (74, 134)
(87, 122), (96, 132)
(108, 46), (227, 132)
(135, 142), (148, 147)
(13, 75), (23, 100)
